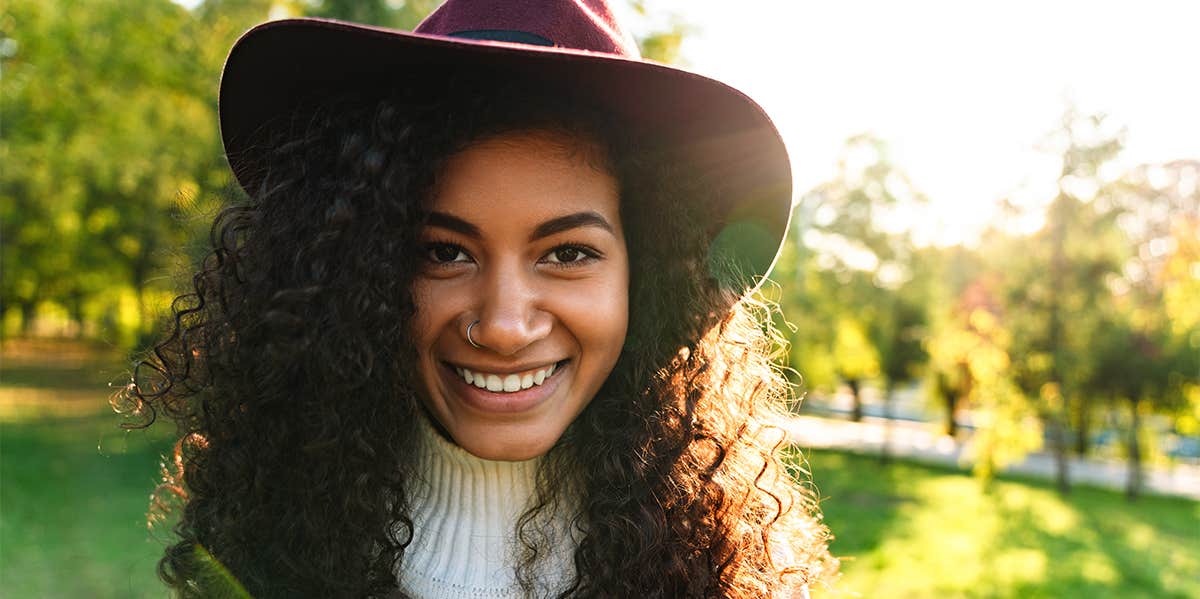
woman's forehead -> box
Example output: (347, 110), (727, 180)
(461, 127), (613, 175)
(427, 129), (622, 235)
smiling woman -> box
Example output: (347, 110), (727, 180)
(120, 1), (835, 597)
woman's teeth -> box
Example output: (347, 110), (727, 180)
(454, 363), (557, 393)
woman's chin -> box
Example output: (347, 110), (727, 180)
(442, 418), (565, 461)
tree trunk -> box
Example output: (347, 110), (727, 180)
(1045, 192), (1070, 496)
(1073, 396), (1092, 457)
(943, 390), (959, 438)
(19, 298), (37, 335)
(936, 371), (963, 437)
(848, 378), (863, 422)
(1046, 412), (1071, 496)
(1125, 397), (1143, 501)
(69, 289), (86, 338)
(880, 381), (894, 465)
(131, 246), (154, 348)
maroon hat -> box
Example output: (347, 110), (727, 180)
(219, 0), (792, 290)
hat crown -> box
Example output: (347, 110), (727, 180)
(416, 0), (641, 58)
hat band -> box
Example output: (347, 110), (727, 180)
(448, 29), (555, 47)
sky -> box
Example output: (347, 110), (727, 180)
(626, 0), (1200, 245)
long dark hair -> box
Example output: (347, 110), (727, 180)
(120, 73), (835, 598)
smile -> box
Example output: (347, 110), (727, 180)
(451, 362), (563, 393)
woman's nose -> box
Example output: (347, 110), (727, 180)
(471, 264), (552, 356)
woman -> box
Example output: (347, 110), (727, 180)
(124, 1), (836, 597)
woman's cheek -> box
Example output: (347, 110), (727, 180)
(409, 276), (469, 350)
(564, 267), (628, 361)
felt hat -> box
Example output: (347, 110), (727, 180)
(219, 0), (792, 291)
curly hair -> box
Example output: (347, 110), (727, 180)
(120, 73), (835, 598)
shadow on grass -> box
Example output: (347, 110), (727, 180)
(809, 448), (1200, 599)
(988, 478), (1199, 599)
(1, 337), (144, 422)
(1, 363), (133, 391)
(801, 448), (914, 567)
(1, 338), (135, 390)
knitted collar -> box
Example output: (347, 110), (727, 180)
(397, 414), (578, 598)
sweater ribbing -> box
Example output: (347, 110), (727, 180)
(397, 415), (577, 598)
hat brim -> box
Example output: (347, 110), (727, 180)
(219, 18), (792, 290)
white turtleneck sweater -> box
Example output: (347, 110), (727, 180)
(397, 415), (579, 599)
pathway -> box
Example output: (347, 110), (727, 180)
(783, 415), (1200, 500)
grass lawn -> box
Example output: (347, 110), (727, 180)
(807, 450), (1200, 599)
(2, 413), (175, 598)
(2, 339), (176, 598)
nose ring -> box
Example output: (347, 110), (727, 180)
(465, 320), (483, 349)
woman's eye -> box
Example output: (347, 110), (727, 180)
(426, 243), (470, 264)
(543, 245), (597, 265)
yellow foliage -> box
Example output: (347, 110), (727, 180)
(1174, 384), (1200, 436)
(86, 207), (119, 234)
(116, 235), (142, 259)
(55, 210), (80, 235)
(833, 317), (880, 379)
(929, 305), (1041, 484)
(1039, 382), (1063, 407)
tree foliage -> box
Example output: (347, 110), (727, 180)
(786, 134), (928, 420)
(1, 0), (687, 345)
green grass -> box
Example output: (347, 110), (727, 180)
(1, 415), (175, 598)
(2, 339), (174, 598)
(807, 450), (1200, 599)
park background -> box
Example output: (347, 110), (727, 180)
(1, 0), (1197, 597)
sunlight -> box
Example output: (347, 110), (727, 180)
(0, 388), (112, 422)
(667, 0), (1200, 246)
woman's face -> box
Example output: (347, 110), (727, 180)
(410, 129), (629, 461)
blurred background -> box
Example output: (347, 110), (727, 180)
(1, 1), (1197, 597)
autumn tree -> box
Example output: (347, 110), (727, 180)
(790, 134), (926, 421)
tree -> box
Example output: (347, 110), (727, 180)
(2, 0), (224, 341)
(924, 245), (983, 438)
(791, 134), (926, 421)
(998, 107), (1125, 495)
(874, 273), (929, 462)
(1096, 160), (1200, 499)
(832, 316), (880, 419)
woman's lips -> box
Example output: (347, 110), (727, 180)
(440, 360), (568, 414)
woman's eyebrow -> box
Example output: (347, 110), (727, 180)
(530, 211), (615, 241)
(425, 211), (482, 238)
(424, 210), (615, 240)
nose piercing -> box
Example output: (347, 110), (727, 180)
(466, 320), (483, 349)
